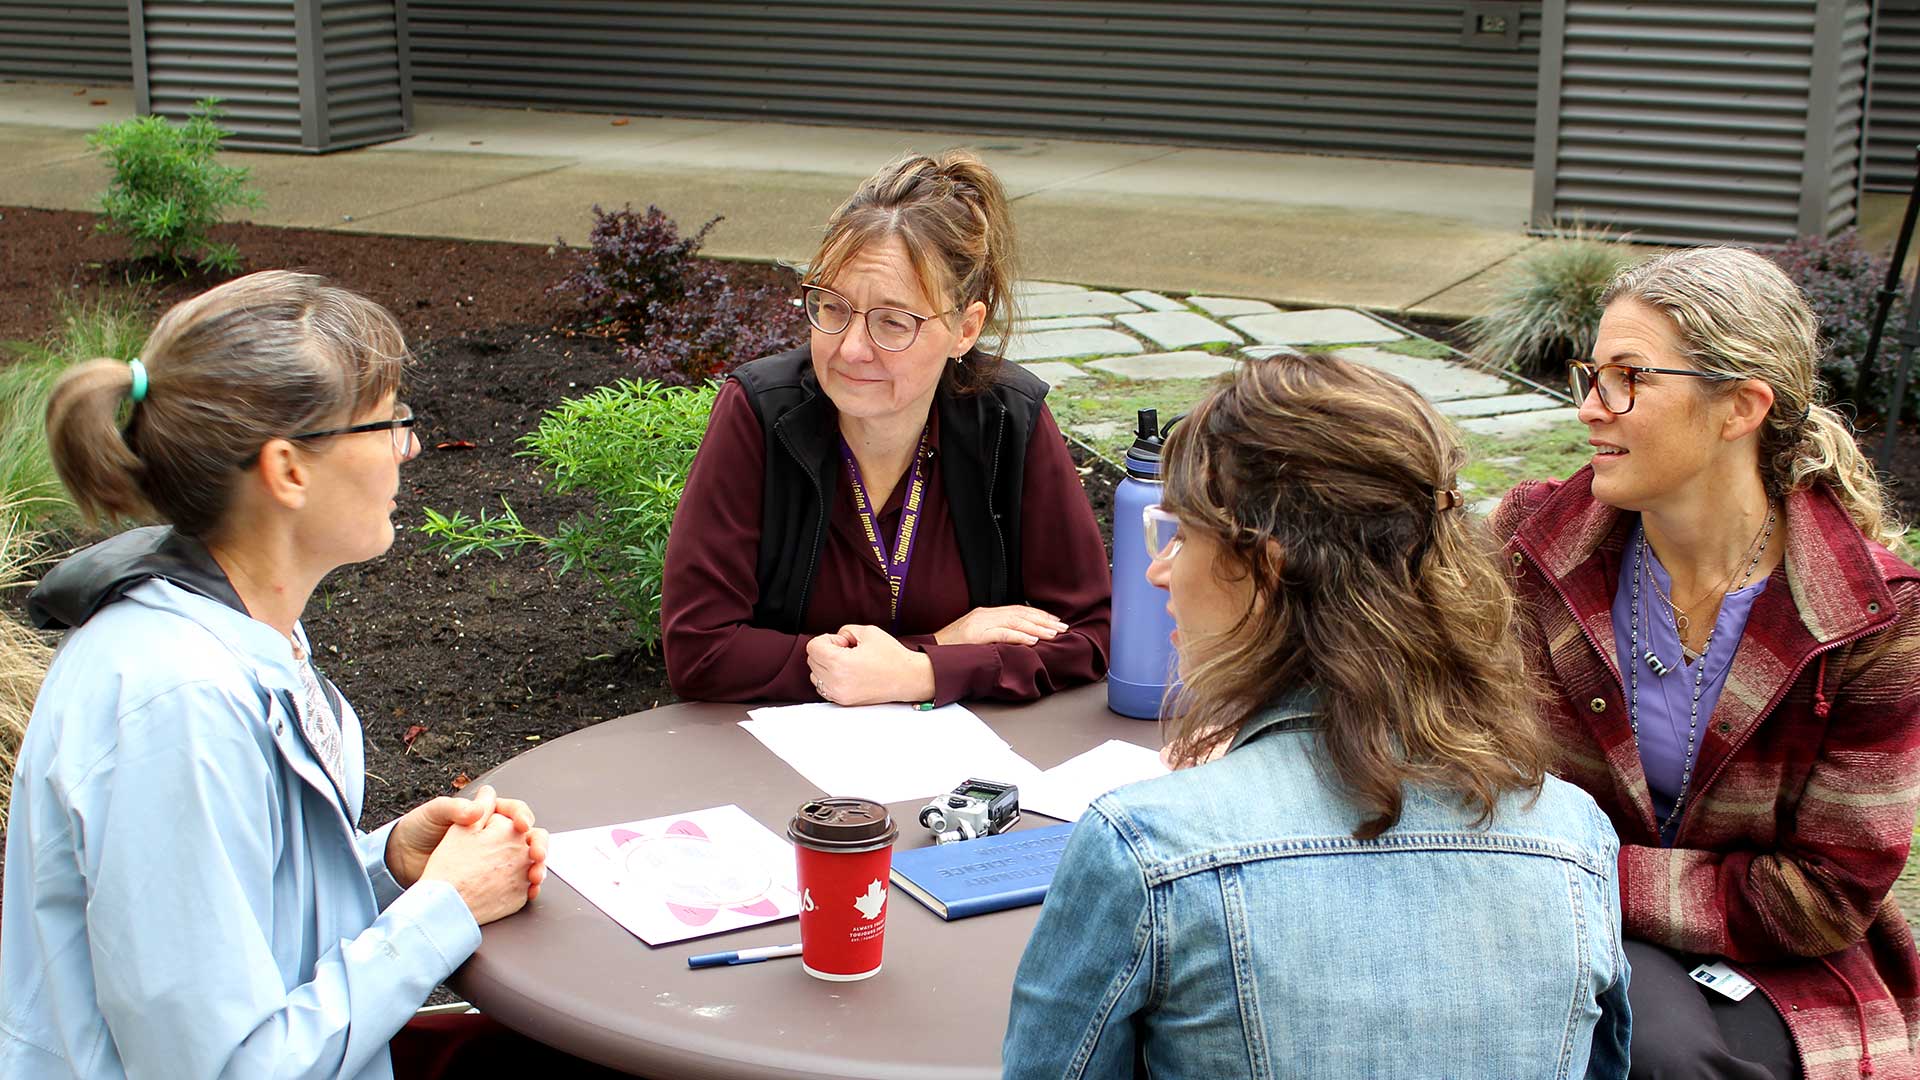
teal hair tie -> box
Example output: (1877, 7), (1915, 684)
(127, 358), (148, 403)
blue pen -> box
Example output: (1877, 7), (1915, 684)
(686, 943), (803, 969)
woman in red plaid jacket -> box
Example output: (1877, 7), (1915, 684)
(1492, 246), (1920, 1080)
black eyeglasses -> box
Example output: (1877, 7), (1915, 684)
(800, 285), (954, 352)
(289, 403), (418, 459)
(1568, 361), (1735, 415)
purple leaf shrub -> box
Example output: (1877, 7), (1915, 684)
(1768, 231), (1913, 414)
(551, 204), (806, 385)
(622, 273), (807, 387)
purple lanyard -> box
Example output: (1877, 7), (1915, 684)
(839, 425), (931, 631)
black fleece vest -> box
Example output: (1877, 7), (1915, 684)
(730, 346), (1048, 634)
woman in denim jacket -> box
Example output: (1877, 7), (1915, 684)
(1003, 354), (1631, 1079)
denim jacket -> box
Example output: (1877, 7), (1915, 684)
(1004, 693), (1631, 1079)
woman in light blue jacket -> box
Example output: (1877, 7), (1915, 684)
(1004, 354), (1631, 1079)
(0, 272), (553, 1079)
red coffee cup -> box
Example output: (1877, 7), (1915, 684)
(787, 797), (898, 982)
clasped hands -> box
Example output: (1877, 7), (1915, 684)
(805, 604), (1068, 706)
(386, 784), (549, 926)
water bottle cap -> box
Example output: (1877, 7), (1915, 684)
(1125, 408), (1179, 479)
(1127, 407), (1162, 460)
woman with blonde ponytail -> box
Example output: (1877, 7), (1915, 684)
(1493, 246), (1920, 1079)
(1005, 354), (1628, 1077)
(0, 272), (621, 1079)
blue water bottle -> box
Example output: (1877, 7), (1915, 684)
(1108, 409), (1179, 719)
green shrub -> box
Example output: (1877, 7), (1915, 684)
(1463, 228), (1635, 377)
(419, 379), (717, 648)
(88, 99), (260, 272)
(0, 289), (151, 529)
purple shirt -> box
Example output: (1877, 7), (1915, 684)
(1611, 523), (1767, 843)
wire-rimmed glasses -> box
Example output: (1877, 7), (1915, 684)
(800, 285), (953, 352)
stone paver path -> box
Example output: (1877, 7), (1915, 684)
(1090, 351), (1241, 380)
(1232, 309), (1405, 347)
(1021, 290), (1143, 319)
(1117, 311), (1243, 350)
(1188, 296), (1280, 318)
(1020, 361), (1095, 390)
(998, 281), (1574, 448)
(1122, 290), (1188, 312)
(1002, 327), (1142, 363)
(1330, 347), (1510, 402)
(1011, 315), (1111, 333)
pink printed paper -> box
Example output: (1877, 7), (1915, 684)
(545, 804), (800, 945)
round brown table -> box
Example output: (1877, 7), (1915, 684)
(451, 681), (1159, 1080)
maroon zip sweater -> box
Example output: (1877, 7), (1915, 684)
(662, 379), (1110, 704)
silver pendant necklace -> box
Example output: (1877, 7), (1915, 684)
(1627, 508), (1775, 835)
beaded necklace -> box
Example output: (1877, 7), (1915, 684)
(1627, 507), (1775, 836)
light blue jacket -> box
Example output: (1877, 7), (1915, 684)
(1004, 694), (1631, 1079)
(0, 550), (481, 1078)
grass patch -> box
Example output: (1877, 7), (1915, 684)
(0, 510), (53, 835)
(0, 289), (150, 528)
(1459, 420), (1593, 503)
(1377, 338), (1456, 360)
(1048, 374), (1224, 460)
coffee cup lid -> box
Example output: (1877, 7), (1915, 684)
(788, 797), (897, 851)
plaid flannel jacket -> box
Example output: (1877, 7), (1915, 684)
(1493, 470), (1920, 1080)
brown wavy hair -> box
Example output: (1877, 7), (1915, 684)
(805, 149), (1017, 394)
(1159, 353), (1548, 840)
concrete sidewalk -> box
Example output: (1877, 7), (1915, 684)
(1, 79), (1903, 318)
(1, 79), (1548, 319)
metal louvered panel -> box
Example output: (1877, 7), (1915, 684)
(1866, 1), (1920, 190)
(134, 2), (305, 147)
(317, 0), (411, 145)
(130, 0), (410, 153)
(1533, 0), (1869, 245)
(404, 1), (1548, 166)
(1821, 0), (1870, 233)
(0, 1), (131, 82)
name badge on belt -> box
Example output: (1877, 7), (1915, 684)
(1689, 961), (1757, 1001)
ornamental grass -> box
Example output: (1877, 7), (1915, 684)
(0, 508), (52, 836)
(1462, 224), (1634, 378)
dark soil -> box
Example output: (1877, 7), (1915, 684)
(2, 206), (1125, 827)
(0, 205), (795, 344)
(307, 326), (679, 823)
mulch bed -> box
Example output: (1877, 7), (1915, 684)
(1, 206), (1120, 826)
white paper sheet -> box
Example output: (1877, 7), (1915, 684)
(544, 804), (800, 946)
(1019, 739), (1170, 822)
(740, 702), (1044, 805)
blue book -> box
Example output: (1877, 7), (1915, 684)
(888, 823), (1077, 920)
